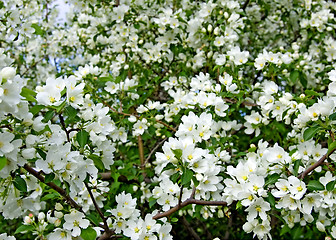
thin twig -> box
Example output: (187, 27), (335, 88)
(84, 182), (109, 231)
(144, 137), (168, 166)
(59, 114), (70, 142)
(181, 216), (201, 240)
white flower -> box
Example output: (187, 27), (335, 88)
(132, 118), (148, 136)
(63, 210), (90, 237)
(245, 197), (270, 222)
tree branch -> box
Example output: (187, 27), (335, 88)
(84, 182), (109, 231)
(23, 164), (83, 211)
(153, 195), (227, 220)
(299, 147), (336, 179)
(181, 216), (201, 240)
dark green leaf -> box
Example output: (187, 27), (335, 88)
(89, 154), (104, 170)
(264, 173), (280, 187)
(14, 224), (34, 234)
(149, 198), (157, 208)
(36, 148), (46, 160)
(307, 180), (324, 191)
(293, 160), (301, 177)
(14, 176), (27, 192)
(280, 225), (290, 236)
(77, 130), (89, 148)
(42, 110), (55, 123)
(303, 126), (320, 141)
(326, 180), (336, 191)
(172, 149), (182, 159)
(30, 105), (45, 116)
(292, 225), (303, 239)
(64, 105), (78, 120)
(161, 163), (176, 172)
(45, 173), (55, 183)
(80, 227), (97, 240)
(0, 156), (7, 171)
(290, 70), (299, 83)
(299, 71), (307, 88)
(86, 214), (100, 226)
(170, 172), (180, 182)
(181, 169), (193, 186)
(329, 112), (336, 121)
(266, 192), (275, 207)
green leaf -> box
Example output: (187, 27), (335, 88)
(303, 126), (320, 141)
(45, 173), (55, 183)
(236, 200), (242, 210)
(264, 173), (280, 187)
(171, 217), (179, 223)
(328, 141), (336, 154)
(41, 192), (59, 201)
(89, 154), (104, 170)
(42, 110), (55, 123)
(326, 180), (336, 191)
(172, 149), (182, 159)
(36, 148), (46, 160)
(280, 225), (290, 236)
(329, 112), (336, 121)
(307, 180), (324, 191)
(77, 130), (89, 148)
(64, 105), (77, 120)
(305, 89), (322, 97)
(161, 163), (176, 172)
(80, 227), (97, 240)
(293, 160), (301, 177)
(0, 156), (7, 171)
(13, 176), (27, 192)
(149, 198), (157, 208)
(20, 87), (37, 102)
(292, 225), (303, 239)
(30, 105), (45, 116)
(31, 23), (45, 36)
(290, 70), (299, 83)
(299, 71), (307, 88)
(86, 214), (100, 226)
(14, 224), (34, 234)
(170, 172), (180, 182)
(181, 169), (193, 186)
(266, 192), (275, 207)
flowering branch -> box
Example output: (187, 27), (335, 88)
(152, 188), (227, 220)
(299, 147), (336, 179)
(23, 164), (83, 211)
(84, 182), (109, 231)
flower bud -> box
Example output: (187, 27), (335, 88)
(0, 67), (16, 82)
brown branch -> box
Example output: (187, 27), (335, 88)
(23, 164), (83, 211)
(138, 135), (149, 183)
(144, 137), (168, 166)
(299, 147), (336, 179)
(242, 0), (250, 11)
(59, 114), (70, 142)
(84, 182), (109, 231)
(156, 120), (177, 132)
(181, 216), (201, 240)
(153, 197), (227, 220)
